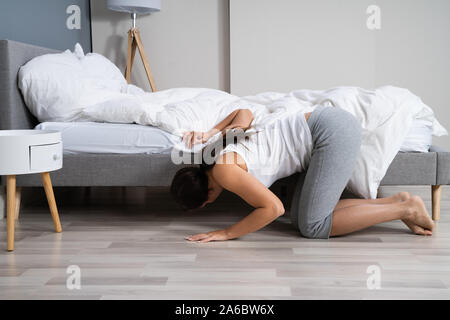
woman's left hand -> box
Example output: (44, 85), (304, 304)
(185, 229), (229, 243)
(182, 131), (212, 149)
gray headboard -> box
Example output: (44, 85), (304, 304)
(0, 40), (59, 130)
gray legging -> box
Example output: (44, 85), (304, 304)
(291, 105), (362, 239)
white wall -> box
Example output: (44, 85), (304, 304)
(90, 0), (230, 92)
(230, 0), (450, 149)
(91, 0), (450, 149)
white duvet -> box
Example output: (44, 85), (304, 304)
(19, 44), (448, 199)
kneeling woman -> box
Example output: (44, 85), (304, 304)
(171, 107), (434, 243)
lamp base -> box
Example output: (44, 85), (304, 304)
(125, 27), (157, 92)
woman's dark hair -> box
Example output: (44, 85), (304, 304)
(170, 165), (212, 211)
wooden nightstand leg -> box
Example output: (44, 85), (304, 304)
(15, 187), (21, 220)
(432, 185), (442, 221)
(6, 175), (16, 251)
(0, 186), (5, 219)
(41, 172), (62, 233)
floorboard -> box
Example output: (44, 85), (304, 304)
(0, 186), (449, 300)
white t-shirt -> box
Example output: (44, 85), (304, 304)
(219, 110), (313, 187)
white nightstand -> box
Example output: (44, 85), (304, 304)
(0, 130), (63, 251)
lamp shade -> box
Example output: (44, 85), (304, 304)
(107, 0), (161, 14)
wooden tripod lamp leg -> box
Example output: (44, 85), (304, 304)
(41, 172), (62, 233)
(6, 175), (16, 251)
(130, 38), (137, 72)
(134, 29), (157, 92)
(125, 29), (134, 83)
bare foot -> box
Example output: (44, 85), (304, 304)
(385, 192), (432, 236)
(403, 196), (434, 235)
(393, 191), (411, 202)
(393, 192), (426, 234)
(402, 219), (433, 236)
(393, 191), (426, 235)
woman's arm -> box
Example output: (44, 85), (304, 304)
(219, 163), (285, 239)
(186, 159), (284, 243)
(183, 109), (254, 149)
(210, 108), (254, 136)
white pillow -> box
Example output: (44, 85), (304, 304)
(19, 48), (83, 121)
(80, 52), (128, 96)
(19, 43), (127, 122)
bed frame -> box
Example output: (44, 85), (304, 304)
(1, 39), (449, 220)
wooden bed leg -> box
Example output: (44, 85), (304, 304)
(432, 185), (442, 221)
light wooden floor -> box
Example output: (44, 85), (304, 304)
(1, 185), (449, 300)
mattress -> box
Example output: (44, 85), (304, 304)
(35, 122), (179, 154)
(35, 118), (432, 155)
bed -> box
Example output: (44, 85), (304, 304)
(0, 40), (193, 189)
(1, 39), (449, 220)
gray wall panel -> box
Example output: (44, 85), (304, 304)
(0, 0), (92, 52)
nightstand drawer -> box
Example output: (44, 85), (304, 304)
(30, 143), (63, 172)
